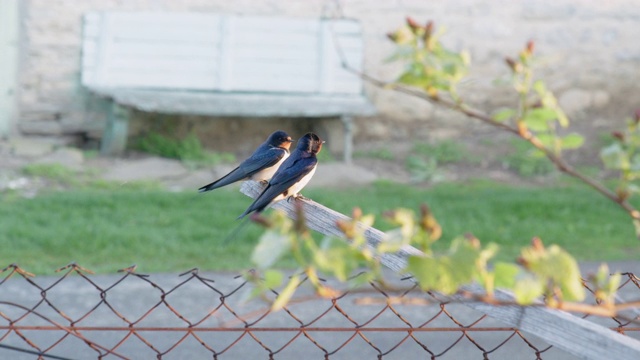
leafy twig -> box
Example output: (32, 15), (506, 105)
(335, 20), (640, 234)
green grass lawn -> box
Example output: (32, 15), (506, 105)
(1, 180), (638, 274)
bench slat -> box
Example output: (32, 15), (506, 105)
(92, 88), (376, 118)
(222, 16), (320, 93)
(83, 12), (367, 95)
(319, 21), (364, 94)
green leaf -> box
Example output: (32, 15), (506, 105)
(263, 270), (284, 289)
(360, 214), (376, 228)
(272, 274), (301, 311)
(523, 108), (558, 131)
(478, 243), (498, 267)
(398, 71), (431, 89)
(605, 272), (622, 299)
(406, 238), (481, 294)
(493, 262), (521, 289)
(590, 264), (621, 304)
(550, 245), (585, 301)
(520, 243), (585, 301)
(243, 270), (284, 303)
(535, 133), (556, 150)
(390, 26), (415, 45)
(493, 108), (516, 122)
(528, 148), (548, 159)
(600, 143), (629, 170)
(532, 80), (569, 127)
(384, 208), (415, 239)
(556, 108), (569, 128)
(532, 80), (547, 94)
(513, 275), (545, 304)
(251, 230), (291, 269)
(314, 237), (366, 282)
(561, 133), (584, 150)
(476, 243), (499, 294)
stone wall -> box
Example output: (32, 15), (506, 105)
(14, 0), (640, 153)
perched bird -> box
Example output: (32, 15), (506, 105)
(198, 130), (293, 193)
(238, 132), (324, 219)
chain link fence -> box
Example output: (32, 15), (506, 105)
(0, 263), (639, 359)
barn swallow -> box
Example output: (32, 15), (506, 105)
(198, 130), (293, 193)
(237, 132), (324, 219)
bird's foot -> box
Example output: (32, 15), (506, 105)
(286, 194), (309, 203)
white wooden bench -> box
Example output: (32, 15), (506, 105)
(81, 12), (375, 162)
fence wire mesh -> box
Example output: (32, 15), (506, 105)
(0, 263), (639, 359)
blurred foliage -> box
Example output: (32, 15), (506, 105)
(247, 205), (621, 310)
(20, 163), (162, 191)
(503, 139), (555, 177)
(600, 111), (640, 203)
(136, 132), (235, 169)
(22, 163), (77, 184)
(413, 140), (467, 164)
(387, 18), (469, 100)
(406, 140), (472, 183)
(405, 155), (440, 183)
(316, 147), (336, 163)
(354, 148), (396, 161)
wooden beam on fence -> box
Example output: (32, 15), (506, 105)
(240, 181), (640, 360)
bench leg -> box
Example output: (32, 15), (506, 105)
(100, 103), (130, 156)
(341, 114), (353, 164)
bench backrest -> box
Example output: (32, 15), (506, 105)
(82, 12), (366, 96)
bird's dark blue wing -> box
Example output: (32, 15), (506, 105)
(198, 166), (245, 192)
(198, 147), (286, 193)
(268, 155), (316, 189)
(239, 147), (287, 176)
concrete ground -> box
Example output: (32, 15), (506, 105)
(0, 137), (383, 196)
(0, 262), (639, 359)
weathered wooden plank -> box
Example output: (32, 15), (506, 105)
(105, 12), (219, 33)
(92, 13), (222, 90)
(91, 89), (376, 118)
(108, 42), (221, 58)
(98, 73), (217, 90)
(319, 20), (364, 95)
(217, 16), (233, 91)
(227, 16), (320, 93)
(107, 58), (219, 72)
(239, 180), (640, 360)
(82, 12), (368, 96)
